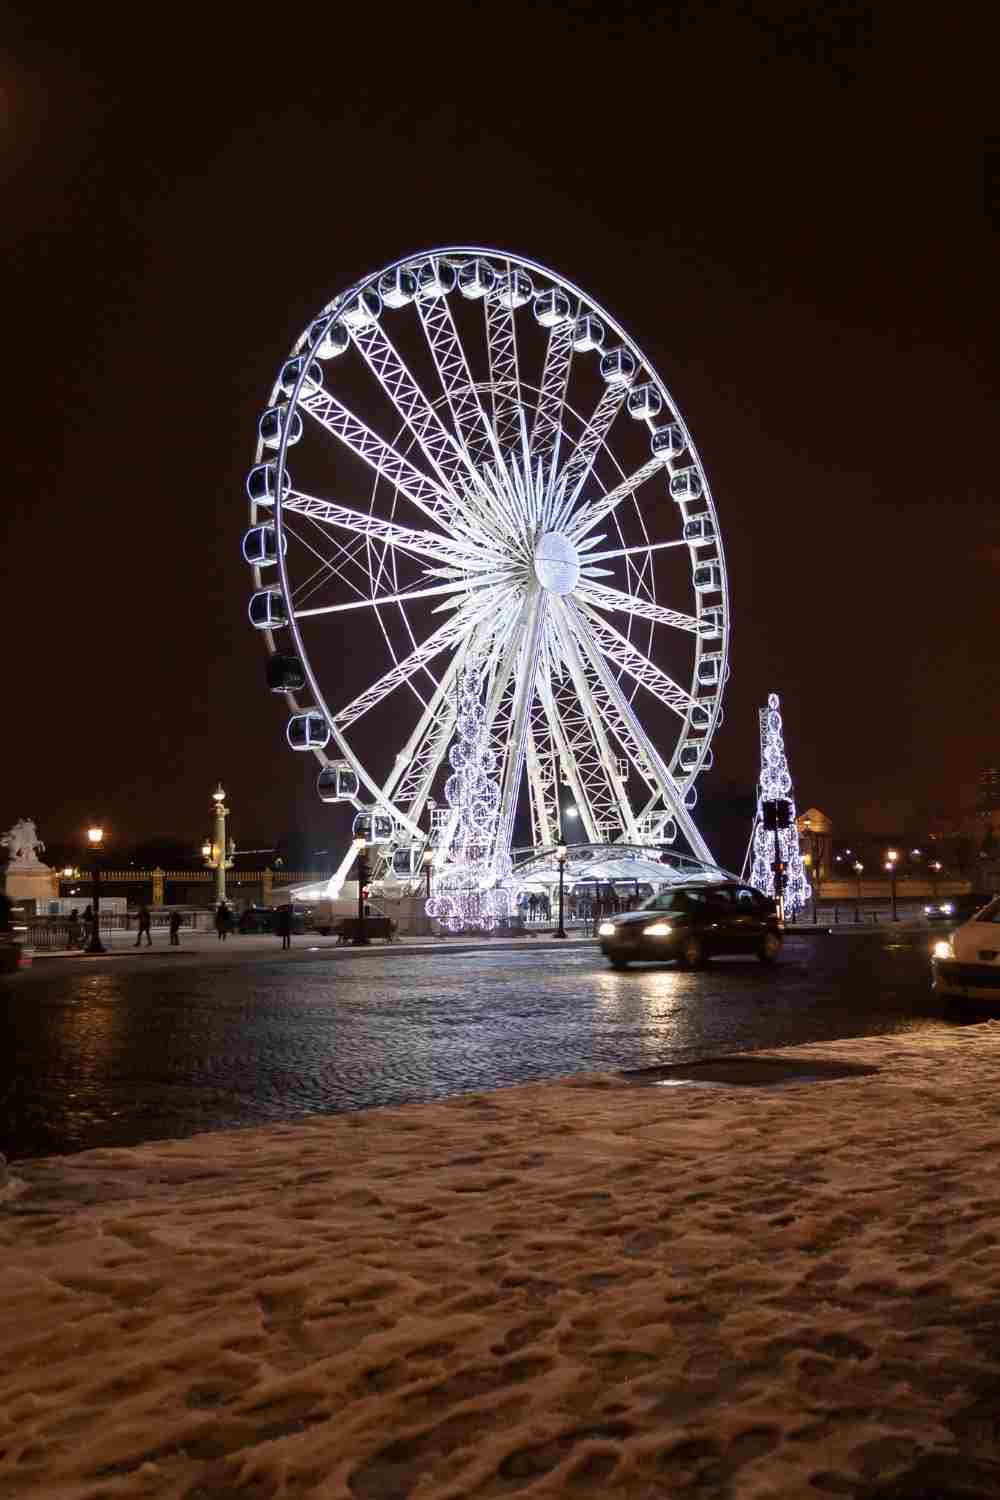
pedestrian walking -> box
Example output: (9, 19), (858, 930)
(528, 893), (538, 922)
(276, 905), (293, 951)
(169, 910), (182, 946)
(135, 904), (153, 947)
(215, 901), (231, 941)
(67, 908), (81, 949)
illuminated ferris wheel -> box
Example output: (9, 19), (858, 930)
(244, 248), (730, 883)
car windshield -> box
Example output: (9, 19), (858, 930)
(642, 887), (715, 913)
(973, 898), (1000, 923)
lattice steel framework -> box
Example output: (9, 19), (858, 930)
(245, 248), (730, 884)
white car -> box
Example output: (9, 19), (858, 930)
(931, 896), (1000, 1001)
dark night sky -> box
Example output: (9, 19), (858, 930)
(2, 3), (992, 862)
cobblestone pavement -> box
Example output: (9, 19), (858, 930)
(2, 929), (981, 1161)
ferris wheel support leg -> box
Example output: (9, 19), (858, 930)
(495, 587), (548, 858)
(569, 607), (715, 866)
(535, 666), (601, 843)
(525, 719), (557, 849)
(326, 838), (366, 902)
(549, 600), (642, 844)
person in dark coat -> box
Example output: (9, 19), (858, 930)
(169, 910), (182, 946)
(215, 901), (231, 940)
(136, 904), (153, 946)
(276, 905), (293, 951)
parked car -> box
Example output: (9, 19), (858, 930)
(598, 882), (782, 970)
(931, 896), (1000, 1001)
(238, 905), (312, 935)
(924, 894), (990, 924)
(0, 929), (24, 973)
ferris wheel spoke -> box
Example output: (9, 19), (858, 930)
(299, 388), (455, 530)
(350, 320), (473, 506)
(565, 603), (713, 863)
(485, 274), (524, 454)
(281, 490), (487, 572)
(567, 456), (665, 540)
(416, 289), (499, 471)
(530, 315), (575, 479)
(580, 538), (686, 566)
(550, 383), (629, 529)
(294, 576), (505, 620)
(332, 615), (470, 730)
(382, 631), (476, 815)
(575, 582), (701, 635)
(576, 602), (696, 720)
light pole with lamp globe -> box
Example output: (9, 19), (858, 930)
(885, 849), (899, 922)
(853, 860), (864, 923)
(86, 826), (106, 954)
(553, 843), (568, 939)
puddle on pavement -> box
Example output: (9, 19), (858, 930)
(622, 1055), (879, 1089)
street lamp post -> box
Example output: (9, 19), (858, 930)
(853, 860), (864, 923)
(885, 849), (899, 922)
(423, 848), (433, 900)
(86, 826), (106, 954)
(211, 785), (228, 907)
(930, 859), (943, 902)
(553, 843), (568, 939)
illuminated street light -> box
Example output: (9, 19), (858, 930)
(86, 826), (106, 954)
(853, 860), (864, 924)
(203, 786), (231, 906)
(553, 843), (568, 939)
(885, 849), (900, 922)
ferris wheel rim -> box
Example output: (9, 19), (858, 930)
(250, 246), (730, 855)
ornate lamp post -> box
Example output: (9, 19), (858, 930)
(553, 843), (568, 939)
(853, 860), (864, 923)
(802, 851), (818, 924)
(86, 826), (106, 954)
(885, 848), (899, 922)
(422, 847), (433, 900)
(202, 785), (232, 907)
(930, 859), (943, 901)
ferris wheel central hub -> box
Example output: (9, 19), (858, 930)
(533, 531), (580, 595)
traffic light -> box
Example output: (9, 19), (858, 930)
(762, 799), (791, 831)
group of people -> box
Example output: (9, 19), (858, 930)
(516, 886), (646, 926)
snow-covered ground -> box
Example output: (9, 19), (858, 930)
(2, 1024), (1000, 1498)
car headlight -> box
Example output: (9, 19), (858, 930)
(924, 905), (933, 914)
(940, 903), (954, 915)
(933, 940), (954, 960)
(598, 922), (616, 937)
(644, 922), (673, 937)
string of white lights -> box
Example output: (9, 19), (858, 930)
(750, 692), (810, 912)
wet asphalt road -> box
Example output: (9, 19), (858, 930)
(2, 929), (985, 1161)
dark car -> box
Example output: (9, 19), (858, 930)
(924, 894), (991, 925)
(238, 905), (312, 935)
(598, 882), (782, 970)
(0, 930), (24, 974)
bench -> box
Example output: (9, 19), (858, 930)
(334, 917), (396, 945)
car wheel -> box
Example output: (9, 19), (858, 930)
(758, 932), (783, 964)
(609, 957), (630, 971)
(678, 935), (705, 969)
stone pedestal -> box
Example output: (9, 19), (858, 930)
(5, 865), (56, 910)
